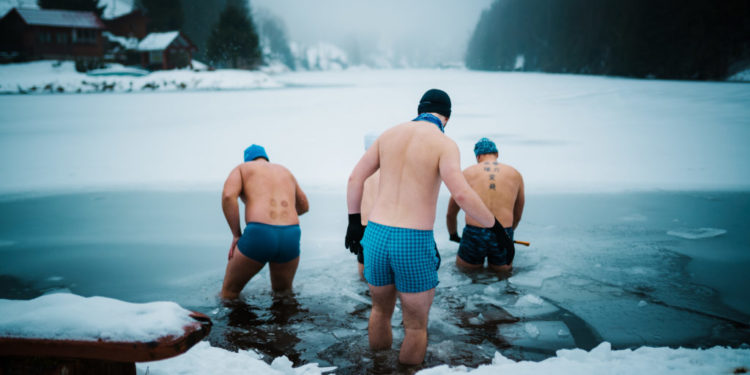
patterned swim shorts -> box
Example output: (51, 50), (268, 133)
(361, 221), (439, 293)
(457, 225), (514, 266)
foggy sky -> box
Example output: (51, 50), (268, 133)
(251, 0), (494, 65)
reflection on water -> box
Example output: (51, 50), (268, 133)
(1, 191), (750, 374)
(210, 293), (307, 363)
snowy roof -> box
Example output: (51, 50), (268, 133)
(0, 0), (37, 18)
(137, 31), (194, 52)
(12, 8), (104, 29)
(102, 31), (138, 49)
(98, 0), (134, 20)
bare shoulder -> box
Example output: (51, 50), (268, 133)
(269, 162), (293, 175)
(463, 163), (481, 176)
(501, 163), (523, 179)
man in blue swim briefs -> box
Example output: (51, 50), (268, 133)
(345, 89), (510, 365)
(220, 144), (309, 299)
(447, 137), (525, 273)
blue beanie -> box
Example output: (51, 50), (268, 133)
(244, 144), (269, 162)
(474, 138), (498, 157)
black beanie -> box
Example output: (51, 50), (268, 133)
(418, 89), (451, 118)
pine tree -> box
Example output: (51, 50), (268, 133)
(38, 0), (104, 16)
(206, 0), (262, 69)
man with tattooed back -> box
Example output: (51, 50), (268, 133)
(447, 137), (525, 273)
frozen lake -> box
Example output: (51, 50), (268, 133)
(1, 69), (749, 373)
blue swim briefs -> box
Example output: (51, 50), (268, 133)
(457, 225), (514, 266)
(237, 222), (301, 264)
(361, 221), (439, 293)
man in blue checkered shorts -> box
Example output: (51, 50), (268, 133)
(345, 89), (511, 365)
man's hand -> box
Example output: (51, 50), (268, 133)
(228, 236), (240, 261)
(345, 213), (365, 255)
(449, 232), (461, 243)
(491, 218), (515, 264)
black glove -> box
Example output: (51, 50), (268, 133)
(345, 213), (365, 255)
(449, 232), (461, 243)
(491, 218), (515, 264)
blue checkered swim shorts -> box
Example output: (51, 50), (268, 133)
(361, 221), (439, 293)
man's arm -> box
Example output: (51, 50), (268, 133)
(446, 197), (461, 241)
(345, 139), (380, 253)
(221, 166), (243, 238)
(439, 142), (495, 227)
(294, 177), (309, 215)
(347, 140), (380, 214)
(512, 174), (525, 230)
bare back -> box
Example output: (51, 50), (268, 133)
(238, 161), (301, 225)
(463, 160), (523, 228)
(368, 122), (450, 230)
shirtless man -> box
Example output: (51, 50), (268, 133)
(351, 133), (380, 280)
(447, 137), (524, 273)
(345, 89), (514, 365)
(221, 144), (309, 299)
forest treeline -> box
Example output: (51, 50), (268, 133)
(466, 0), (750, 80)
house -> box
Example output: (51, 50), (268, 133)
(137, 31), (196, 70)
(0, 8), (105, 63)
(103, 9), (148, 39)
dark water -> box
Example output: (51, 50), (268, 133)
(1, 190), (749, 374)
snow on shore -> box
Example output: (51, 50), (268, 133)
(417, 342), (750, 375)
(135, 339), (750, 375)
(0, 61), (282, 94)
(136, 341), (337, 375)
(0, 293), (195, 341)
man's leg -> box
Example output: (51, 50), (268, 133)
(398, 288), (435, 365)
(368, 283), (397, 350)
(455, 255), (483, 271)
(221, 246), (265, 299)
(488, 263), (512, 275)
(268, 256), (300, 292)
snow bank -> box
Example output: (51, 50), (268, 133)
(0, 293), (195, 341)
(728, 69), (750, 82)
(667, 227), (728, 240)
(0, 61), (282, 94)
(136, 341), (336, 375)
(135, 340), (750, 375)
(417, 342), (750, 375)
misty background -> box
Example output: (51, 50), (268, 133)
(2, 0), (748, 78)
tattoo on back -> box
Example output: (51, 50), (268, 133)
(484, 167), (491, 172)
(489, 174), (495, 180)
(489, 183), (496, 190)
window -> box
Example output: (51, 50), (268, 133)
(36, 31), (52, 44)
(56, 32), (68, 44)
(73, 29), (97, 44)
(149, 50), (162, 64)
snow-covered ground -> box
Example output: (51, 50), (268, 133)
(1, 69), (749, 374)
(1, 68), (748, 193)
(137, 340), (749, 375)
(0, 293), (195, 341)
(0, 61), (281, 94)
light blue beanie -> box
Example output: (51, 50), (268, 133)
(244, 144), (269, 162)
(474, 138), (498, 157)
